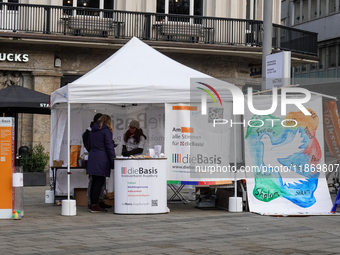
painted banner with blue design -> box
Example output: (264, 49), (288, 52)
(244, 95), (332, 215)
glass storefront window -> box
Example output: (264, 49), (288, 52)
(309, 72), (317, 84)
(310, 63), (317, 71)
(327, 69), (337, 79)
(318, 70), (326, 78)
(300, 73), (309, 84)
(294, 74), (301, 85)
(294, 66), (300, 73)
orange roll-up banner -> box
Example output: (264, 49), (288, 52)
(0, 117), (15, 219)
(323, 101), (340, 162)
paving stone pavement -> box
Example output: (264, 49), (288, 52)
(1, 186), (340, 255)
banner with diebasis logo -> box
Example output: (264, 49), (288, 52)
(0, 117), (15, 219)
(114, 159), (167, 214)
(165, 103), (244, 185)
(244, 95), (332, 215)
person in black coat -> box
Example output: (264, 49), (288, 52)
(87, 114), (116, 212)
(83, 113), (112, 209)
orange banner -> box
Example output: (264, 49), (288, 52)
(0, 118), (14, 216)
(172, 106), (197, 111)
(323, 101), (340, 162)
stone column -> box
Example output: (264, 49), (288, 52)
(18, 72), (34, 149)
(31, 71), (63, 156)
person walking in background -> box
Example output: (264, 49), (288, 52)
(121, 119), (147, 156)
(87, 114), (116, 212)
(82, 113), (112, 209)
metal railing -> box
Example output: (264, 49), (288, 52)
(0, 3), (318, 56)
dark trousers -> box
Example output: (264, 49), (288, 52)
(90, 175), (106, 205)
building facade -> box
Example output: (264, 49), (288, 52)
(282, 0), (340, 97)
(0, 0), (316, 155)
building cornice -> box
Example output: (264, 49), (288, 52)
(0, 32), (318, 66)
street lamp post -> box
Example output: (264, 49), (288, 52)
(262, 0), (273, 91)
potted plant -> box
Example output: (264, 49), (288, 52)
(20, 143), (49, 186)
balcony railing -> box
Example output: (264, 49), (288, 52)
(0, 3), (318, 56)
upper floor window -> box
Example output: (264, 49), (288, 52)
(63, 0), (114, 17)
(246, 0), (257, 20)
(157, 0), (203, 23)
(77, 0), (99, 8)
(311, 0), (317, 18)
(157, 0), (203, 16)
(320, 0), (326, 17)
(294, 1), (301, 23)
(302, 0), (308, 21)
(329, 0), (336, 14)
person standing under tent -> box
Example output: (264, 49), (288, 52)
(82, 113), (113, 209)
(121, 119), (147, 156)
(87, 114), (116, 212)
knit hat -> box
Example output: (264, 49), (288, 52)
(129, 119), (140, 129)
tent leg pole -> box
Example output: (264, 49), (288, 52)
(234, 114), (237, 198)
(67, 103), (70, 201)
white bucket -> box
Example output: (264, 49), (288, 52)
(45, 190), (54, 204)
(61, 200), (77, 216)
(228, 197), (243, 212)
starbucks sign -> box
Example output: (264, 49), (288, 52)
(0, 53), (29, 62)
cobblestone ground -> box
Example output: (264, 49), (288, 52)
(0, 186), (340, 255)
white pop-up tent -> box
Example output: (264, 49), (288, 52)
(53, 37), (218, 105)
(51, 37), (236, 163)
(50, 37), (237, 215)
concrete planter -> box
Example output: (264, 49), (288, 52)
(23, 172), (46, 186)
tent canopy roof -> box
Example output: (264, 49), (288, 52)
(0, 85), (50, 114)
(51, 37), (233, 107)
